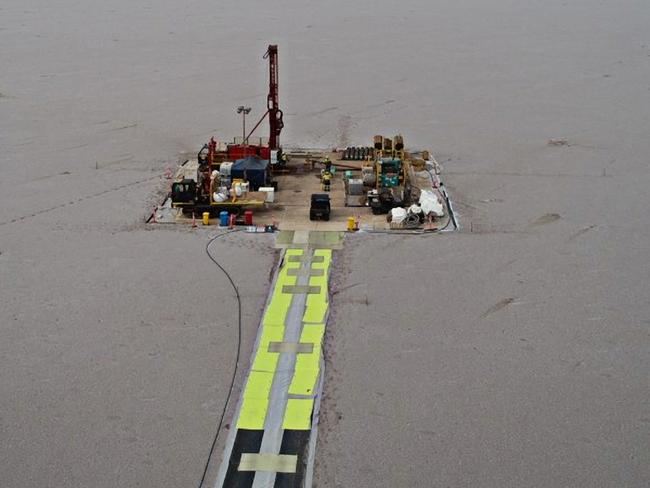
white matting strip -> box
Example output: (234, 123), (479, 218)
(282, 285), (321, 294)
(239, 453), (298, 473)
(268, 342), (314, 353)
(287, 268), (325, 277)
(292, 230), (310, 244)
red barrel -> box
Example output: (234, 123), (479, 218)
(244, 210), (254, 225)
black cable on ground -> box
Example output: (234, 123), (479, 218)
(437, 187), (454, 232)
(424, 168), (456, 232)
(439, 184), (458, 231)
(198, 229), (242, 488)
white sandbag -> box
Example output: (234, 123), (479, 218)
(419, 189), (444, 217)
(390, 207), (407, 223)
(213, 192), (228, 202)
(408, 204), (423, 215)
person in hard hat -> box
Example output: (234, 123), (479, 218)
(321, 170), (332, 191)
(324, 156), (332, 173)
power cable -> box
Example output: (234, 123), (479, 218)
(198, 229), (242, 488)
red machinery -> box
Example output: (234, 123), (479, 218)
(265, 44), (283, 151)
(225, 44), (284, 161)
(171, 46), (284, 213)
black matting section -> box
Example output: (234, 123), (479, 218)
(273, 430), (311, 488)
(223, 429), (265, 488)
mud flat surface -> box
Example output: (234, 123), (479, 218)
(312, 2), (650, 484)
(2, 0), (650, 487)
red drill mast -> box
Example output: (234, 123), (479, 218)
(245, 45), (283, 150)
(264, 45), (283, 149)
(228, 45), (284, 160)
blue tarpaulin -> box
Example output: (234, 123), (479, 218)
(231, 156), (269, 190)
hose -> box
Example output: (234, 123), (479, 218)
(404, 213), (420, 227)
(198, 229), (242, 488)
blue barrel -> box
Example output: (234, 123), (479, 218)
(219, 211), (229, 226)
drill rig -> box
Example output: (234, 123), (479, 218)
(224, 44), (284, 161)
(170, 45), (284, 214)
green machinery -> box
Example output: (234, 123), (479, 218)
(367, 156), (406, 214)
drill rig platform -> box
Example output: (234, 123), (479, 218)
(154, 45), (456, 232)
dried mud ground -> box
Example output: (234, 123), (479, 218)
(2, 0), (650, 487)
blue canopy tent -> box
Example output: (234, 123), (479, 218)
(231, 156), (269, 190)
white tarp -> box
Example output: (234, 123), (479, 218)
(390, 207), (407, 223)
(419, 189), (444, 217)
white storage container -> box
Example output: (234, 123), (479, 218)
(258, 187), (275, 203)
(347, 178), (364, 195)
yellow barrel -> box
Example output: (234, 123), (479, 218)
(202, 212), (210, 225)
(347, 216), (356, 231)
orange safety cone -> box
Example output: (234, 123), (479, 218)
(192, 212), (197, 228)
(228, 214), (236, 229)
